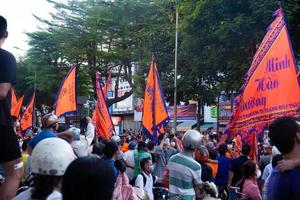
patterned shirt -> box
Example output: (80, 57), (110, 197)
(168, 153), (202, 200)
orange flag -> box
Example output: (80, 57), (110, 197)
(11, 89), (24, 118)
(226, 7), (300, 159)
(55, 64), (77, 118)
(232, 135), (243, 158)
(142, 56), (169, 141)
(93, 73), (114, 140)
(20, 92), (35, 134)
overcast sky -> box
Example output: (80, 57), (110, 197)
(0, 0), (66, 59)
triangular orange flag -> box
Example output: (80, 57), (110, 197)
(55, 64), (77, 117)
(142, 56), (169, 141)
(93, 73), (114, 140)
(20, 92), (35, 134)
(226, 7), (300, 159)
(11, 89), (24, 118)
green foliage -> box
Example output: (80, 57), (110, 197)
(17, 0), (300, 108)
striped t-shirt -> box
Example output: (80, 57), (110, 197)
(168, 153), (202, 200)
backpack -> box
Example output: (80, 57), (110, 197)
(129, 173), (156, 187)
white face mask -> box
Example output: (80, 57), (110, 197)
(149, 165), (155, 173)
(256, 169), (261, 179)
(171, 142), (176, 147)
(16, 121), (20, 127)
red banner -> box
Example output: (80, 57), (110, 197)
(20, 92), (35, 133)
(93, 73), (114, 140)
(55, 64), (77, 117)
(226, 8), (300, 159)
(168, 104), (197, 120)
(142, 56), (169, 141)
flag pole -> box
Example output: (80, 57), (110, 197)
(33, 71), (36, 127)
(173, 10), (179, 135)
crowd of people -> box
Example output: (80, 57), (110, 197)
(0, 113), (300, 200)
(1, 15), (300, 200)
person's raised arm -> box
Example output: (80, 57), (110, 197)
(85, 117), (95, 146)
(57, 130), (75, 143)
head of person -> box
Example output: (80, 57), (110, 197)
(92, 142), (105, 158)
(263, 143), (272, 155)
(0, 16), (8, 47)
(62, 156), (115, 200)
(242, 160), (257, 180)
(272, 154), (283, 168)
(111, 135), (121, 145)
(241, 142), (251, 156)
(157, 133), (165, 145)
(30, 138), (75, 199)
(128, 141), (137, 150)
(103, 141), (119, 160)
(163, 138), (171, 148)
(42, 113), (59, 131)
(218, 144), (228, 157)
(68, 127), (81, 141)
(206, 141), (215, 150)
(269, 117), (300, 156)
(182, 129), (203, 153)
(147, 140), (155, 151)
(195, 146), (209, 163)
(137, 141), (147, 152)
(140, 157), (154, 175)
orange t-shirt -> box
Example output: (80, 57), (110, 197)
(207, 160), (219, 177)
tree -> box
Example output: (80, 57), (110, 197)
(17, 0), (300, 111)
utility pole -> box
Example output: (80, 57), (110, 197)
(173, 11), (179, 135)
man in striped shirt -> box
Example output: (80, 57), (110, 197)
(168, 130), (203, 200)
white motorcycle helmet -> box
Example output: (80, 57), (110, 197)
(31, 138), (76, 176)
(111, 135), (121, 144)
(182, 130), (203, 151)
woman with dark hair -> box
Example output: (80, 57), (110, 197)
(62, 156), (115, 200)
(241, 160), (262, 200)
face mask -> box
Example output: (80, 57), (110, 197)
(55, 123), (59, 131)
(149, 165), (155, 173)
(171, 142), (176, 147)
(256, 169), (261, 179)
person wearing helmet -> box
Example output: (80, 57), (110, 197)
(71, 116), (95, 157)
(28, 113), (75, 154)
(168, 129), (203, 200)
(111, 135), (121, 144)
(13, 138), (75, 200)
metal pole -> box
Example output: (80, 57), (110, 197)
(174, 11), (179, 135)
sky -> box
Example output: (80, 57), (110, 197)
(0, 0), (66, 59)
